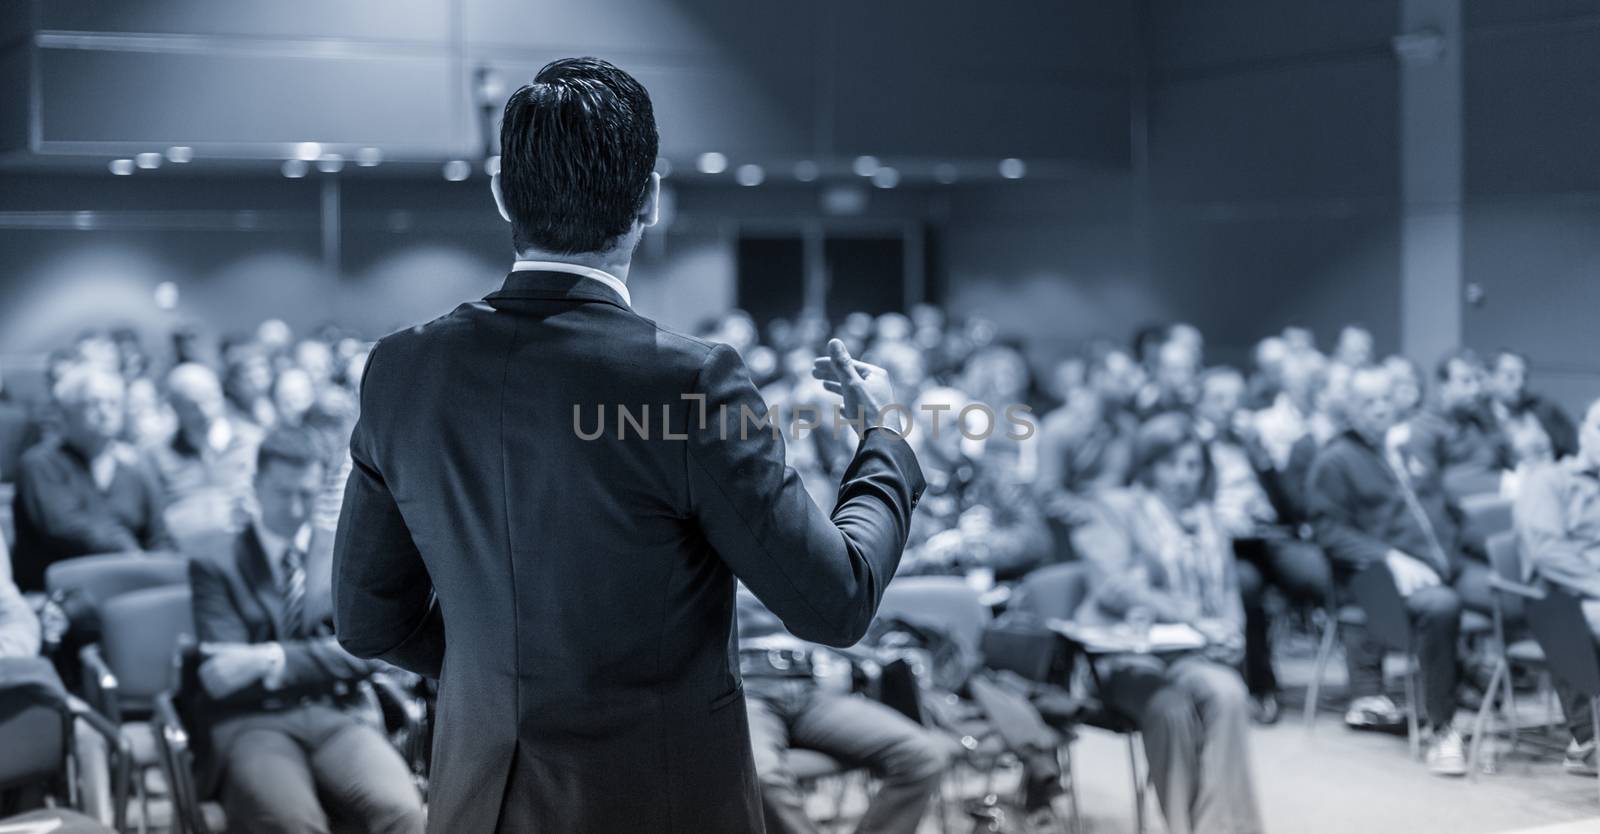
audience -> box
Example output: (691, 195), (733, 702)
(10, 365), (172, 591)
(187, 427), (424, 834)
(2, 301), (1595, 829)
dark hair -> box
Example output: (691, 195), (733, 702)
(1492, 348), (1528, 369)
(1434, 347), (1482, 381)
(1129, 413), (1214, 498)
(499, 57), (659, 255)
(257, 426), (323, 474)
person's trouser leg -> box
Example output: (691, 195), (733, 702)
(220, 727), (330, 834)
(1102, 655), (1196, 834)
(788, 690), (949, 834)
(1233, 549), (1274, 696)
(1167, 657), (1264, 834)
(1408, 584), (1464, 729)
(1560, 601), (1600, 745)
(304, 711), (425, 834)
(744, 681), (819, 834)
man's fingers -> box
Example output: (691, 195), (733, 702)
(827, 339), (864, 381)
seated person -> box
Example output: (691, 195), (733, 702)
(144, 363), (262, 552)
(0, 364), (41, 483)
(1194, 367), (1331, 723)
(1406, 349), (1512, 500)
(11, 365), (172, 591)
(1072, 413), (1263, 834)
(1307, 365), (1492, 776)
(1514, 397), (1600, 776)
(738, 588), (948, 834)
(903, 387), (1051, 581)
(188, 427), (423, 834)
(1489, 349), (1577, 460)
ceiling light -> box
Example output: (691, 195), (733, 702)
(281, 159), (309, 178)
(697, 152), (728, 175)
(871, 167), (900, 189)
(736, 164), (765, 186)
(356, 147), (383, 167)
(852, 155), (880, 177)
(442, 160), (471, 181)
(294, 142), (323, 162)
(135, 152), (162, 170)
(317, 153), (344, 173)
(793, 160), (819, 182)
(108, 159), (135, 176)
(166, 146), (194, 163)
(999, 158), (1026, 179)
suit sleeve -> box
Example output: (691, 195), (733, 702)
(331, 350), (445, 678)
(1516, 465), (1600, 599)
(1308, 453), (1393, 570)
(686, 344), (924, 647)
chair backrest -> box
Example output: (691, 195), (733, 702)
(876, 576), (991, 667)
(1460, 493), (1514, 542)
(1485, 531), (1523, 583)
(0, 656), (72, 792)
(1009, 563), (1093, 622)
(1349, 562), (1412, 652)
(100, 585), (195, 706)
(1524, 587), (1600, 697)
(46, 553), (189, 609)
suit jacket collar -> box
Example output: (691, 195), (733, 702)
(236, 526), (287, 639)
(488, 268), (631, 311)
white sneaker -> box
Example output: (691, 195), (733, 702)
(1344, 695), (1405, 731)
(1427, 728), (1468, 777)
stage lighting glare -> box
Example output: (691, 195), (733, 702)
(317, 154), (344, 173)
(871, 167), (900, 189)
(356, 147), (383, 167)
(166, 146), (194, 163)
(654, 158), (673, 178)
(485, 155), (501, 176)
(793, 160), (819, 182)
(852, 155), (880, 177)
(281, 159), (309, 179)
(443, 160), (471, 182)
(999, 158), (1026, 179)
(108, 159), (135, 176)
(736, 164), (765, 187)
(697, 152), (728, 175)
(135, 152), (162, 170)
(295, 142), (323, 161)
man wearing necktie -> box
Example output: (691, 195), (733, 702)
(188, 427), (424, 833)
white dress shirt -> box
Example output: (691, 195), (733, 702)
(511, 259), (631, 307)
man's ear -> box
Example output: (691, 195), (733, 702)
(638, 172), (661, 229)
(490, 173), (512, 224)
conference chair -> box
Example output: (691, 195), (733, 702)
(1467, 532), (1551, 775)
(44, 554), (189, 613)
(78, 585), (194, 834)
(0, 656), (131, 833)
(1522, 585), (1600, 804)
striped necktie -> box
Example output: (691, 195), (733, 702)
(281, 546), (306, 638)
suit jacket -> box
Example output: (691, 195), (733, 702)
(332, 269), (925, 834)
(189, 526), (384, 796)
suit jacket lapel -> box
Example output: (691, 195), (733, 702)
(237, 529), (287, 640)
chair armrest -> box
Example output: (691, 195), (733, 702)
(67, 696), (131, 834)
(1488, 574), (1546, 600)
(79, 643), (121, 724)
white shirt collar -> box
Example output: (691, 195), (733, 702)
(511, 260), (631, 307)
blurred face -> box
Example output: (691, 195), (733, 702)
(1151, 441), (1206, 509)
(1156, 341), (1199, 398)
(1490, 354), (1527, 405)
(63, 375), (126, 450)
(1094, 350), (1144, 404)
(1347, 369), (1397, 444)
(1580, 402), (1600, 467)
(171, 374), (226, 436)
(274, 369), (316, 424)
(1197, 373), (1245, 429)
(1384, 358), (1422, 415)
(1336, 328), (1373, 367)
(295, 340), (334, 383)
(1439, 358), (1484, 413)
(254, 458), (324, 537)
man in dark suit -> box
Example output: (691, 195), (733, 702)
(332, 57), (924, 834)
(190, 427), (424, 834)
